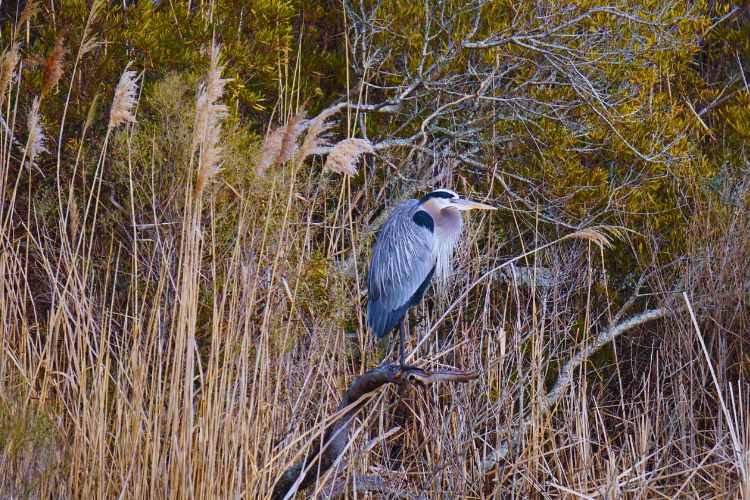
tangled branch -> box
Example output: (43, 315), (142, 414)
(271, 364), (478, 499)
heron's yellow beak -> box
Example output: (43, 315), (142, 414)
(451, 198), (496, 211)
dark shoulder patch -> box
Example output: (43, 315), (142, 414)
(412, 210), (434, 232)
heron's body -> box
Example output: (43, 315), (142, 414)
(366, 189), (494, 365)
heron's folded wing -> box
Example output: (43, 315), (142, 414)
(367, 200), (435, 336)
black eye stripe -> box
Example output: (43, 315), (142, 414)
(419, 190), (457, 203)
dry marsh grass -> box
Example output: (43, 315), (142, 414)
(0, 25), (749, 500)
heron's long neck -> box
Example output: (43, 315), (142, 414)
(433, 208), (462, 288)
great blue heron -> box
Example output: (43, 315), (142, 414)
(367, 188), (495, 366)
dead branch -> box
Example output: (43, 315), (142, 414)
(271, 364), (478, 499)
(325, 475), (428, 499)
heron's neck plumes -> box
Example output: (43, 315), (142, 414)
(433, 208), (462, 290)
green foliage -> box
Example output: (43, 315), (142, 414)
(2, 0), (346, 156)
(2, 1), (745, 359)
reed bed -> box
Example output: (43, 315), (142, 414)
(0, 15), (749, 500)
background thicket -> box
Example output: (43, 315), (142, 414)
(1, 0), (749, 498)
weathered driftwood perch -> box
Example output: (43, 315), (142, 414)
(271, 364), (478, 499)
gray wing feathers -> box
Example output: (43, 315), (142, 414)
(367, 200), (435, 337)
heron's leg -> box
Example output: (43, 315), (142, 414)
(398, 317), (406, 367)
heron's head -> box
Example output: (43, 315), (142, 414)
(419, 188), (496, 213)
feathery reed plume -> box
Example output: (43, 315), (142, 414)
(563, 225), (625, 249)
(296, 104), (340, 167)
(192, 44), (229, 201)
(254, 125), (285, 175)
(41, 32), (66, 96)
(323, 137), (373, 176)
(79, 34), (101, 58)
(254, 105), (307, 177)
(278, 106), (306, 165)
(26, 96), (47, 168)
(108, 65), (139, 130)
(191, 45), (228, 152)
(0, 43), (19, 98)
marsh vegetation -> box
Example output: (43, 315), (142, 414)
(1, 1), (749, 498)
